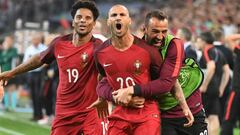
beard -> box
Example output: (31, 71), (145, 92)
(75, 29), (90, 38)
(148, 38), (162, 47)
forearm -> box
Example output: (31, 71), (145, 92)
(225, 34), (240, 51)
(133, 38), (184, 97)
(219, 65), (230, 93)
(202, 62), (215, 88)
(172, 80), (189, 110)
(134, 77), (177, 96)
(96, 77), (114, 101)
(10, 54), (43, 76)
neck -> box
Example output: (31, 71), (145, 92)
(112, 31), (134, 51)
(72, 31), (92, 47)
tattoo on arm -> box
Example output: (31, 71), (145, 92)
(11, 54), (43, 76)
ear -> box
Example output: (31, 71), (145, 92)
(107, 18), (110, 26)
(142, 25), (146, 33)
(72, 20), (74, 27)
(93, 21), (96, 26)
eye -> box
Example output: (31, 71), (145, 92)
(111, 13), (117, 17)
(152, 29), (160, 34)
(86, 16), (92, 20)
(162, 30), (168, 34)
(75, 15), (81, 20)
(120, 13), (126, 16)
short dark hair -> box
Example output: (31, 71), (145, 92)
(145, 10), (168, 26)
(71, 0), (99, 21)
(180, 27), (192, 41)
(212, 28), (223, 41)
(199, 31), (215, 44)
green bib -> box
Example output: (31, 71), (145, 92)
(157, 35), (204, 111)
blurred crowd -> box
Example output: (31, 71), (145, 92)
(0, 0), (240, 129)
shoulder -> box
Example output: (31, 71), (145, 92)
(169, 38), (183, 49)
(54, 34), (71, 43)
(94, 38), (111, 53)
(167, 38), (184, 57)
(133, 36), (157, 52)
(46, 34), (71, 49)
(92, 37), (104, 46)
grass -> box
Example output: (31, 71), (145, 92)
(0, 111), (240, 135)
(0, 111), (50, 135)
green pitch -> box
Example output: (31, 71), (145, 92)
(0, 111), (50, 135)
(0, 111), (239, 135)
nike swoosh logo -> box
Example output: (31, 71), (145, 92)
(57, 55), (65, 59)
(103, 63), (112, 67)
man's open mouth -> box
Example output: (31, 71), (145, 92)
(116, 23), (122, 30)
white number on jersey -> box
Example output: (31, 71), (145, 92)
(66, 68), (79, 83)
(116, 77), (136, 89)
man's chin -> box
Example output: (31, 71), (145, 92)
(76, 31), (89, 37)
(153, 43), (162, 47)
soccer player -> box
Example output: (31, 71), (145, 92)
(95, 5), (162, 135)
(92, 10), (208, 135)
(220, 34), (240, 135)
(116, 10), (208, 135)
(0, 1), (106, 135)
(196, 31), (230, 135)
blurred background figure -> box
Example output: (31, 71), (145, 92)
(93, 20), (107, 41)
(220, 34), (240, 135)
(176, 27), (197, 61)
(0, 36), (18, 111)
(212, 28), (234, 124)
(196, 31), (230, 135)
(38, 34), (59, 125)
(23, 33), (47, 121)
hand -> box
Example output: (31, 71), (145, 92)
(0, 82), (4, 102)
(87, 97), (109, 119)
(219, 87), (225, 97)
(128, 96), (145, 108)
(0, 71), (14, 86)
(200, 85), (207, 93)
(183, 107), (194, 127)
(112, 86), (134, 106)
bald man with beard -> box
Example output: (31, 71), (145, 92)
(94, 5), (162, 135)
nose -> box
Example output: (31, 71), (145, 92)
(115, 15), (122, 21)
(80, 18), (86, 23)
(157, 33), (164, 40)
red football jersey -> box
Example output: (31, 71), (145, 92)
(40, 34), (102, 125)
(95, 36), (162, 122)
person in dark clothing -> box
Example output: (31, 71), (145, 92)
(38, 61), (58, 125)
(196, 31), (230, 135)
(176, 27), (197, 61)
(220, 34), (240, 135)
(212, 29), (234, 124)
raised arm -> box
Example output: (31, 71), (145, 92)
(225, 34), (240, 51)
(0, 53), (43, 86)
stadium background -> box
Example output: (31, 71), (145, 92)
(0, 0), (239, 134)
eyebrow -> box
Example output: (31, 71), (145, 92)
(152, 29), (168, 32)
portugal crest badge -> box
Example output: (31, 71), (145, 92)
(134, 60), (142, 75)
(81, 52), (88, 67)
